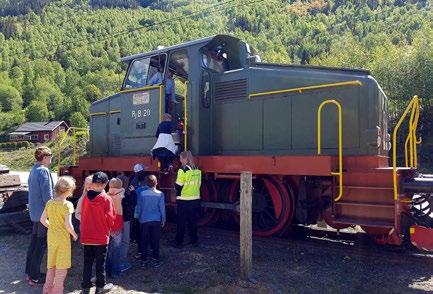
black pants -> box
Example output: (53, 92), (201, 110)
(153, 148), (176, 170)
(175, 200), (200, 245)
(132, 218), (142, 253)
(82, 245), (108, 289)
(140, 221), (161, 261)
(25, 222), (47, 280)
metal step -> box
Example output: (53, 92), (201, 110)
(334, 200), (395, 220)
(335, 201), (394, 209)
(336, 185), (395, 204)
(333, 217), (394, 228)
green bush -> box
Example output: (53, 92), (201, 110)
(0, 141), (32, 150)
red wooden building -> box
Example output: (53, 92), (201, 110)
(8, 121), (69, 143)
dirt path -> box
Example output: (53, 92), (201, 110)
(0, 226), (432, 294)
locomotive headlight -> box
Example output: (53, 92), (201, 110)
(376, 126), (382, 148)
(386, 133), (391, 151)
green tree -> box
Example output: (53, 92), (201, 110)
(83, 84), (102, 102)
(69, 111), (88, 128)
(0, 84), (23, 111)
(26, 100), (49, 121)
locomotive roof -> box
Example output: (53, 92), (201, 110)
(121, 35), (218, 62)
(256, 62), (371, 75)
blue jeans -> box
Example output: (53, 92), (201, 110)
(106, 232), (122, 276)
(120, 221), (130, 265)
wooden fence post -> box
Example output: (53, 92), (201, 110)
(240, 171), (252, 280)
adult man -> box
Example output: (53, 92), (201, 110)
(164, 70), (177, 114)
(26, 146), (54, 285)
(147, 66), (163, 85)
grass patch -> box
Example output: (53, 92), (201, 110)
(0, 147), (34, 171)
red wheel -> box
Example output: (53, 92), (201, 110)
(198, 178), (218, 226)
(229, 176), (294, 236)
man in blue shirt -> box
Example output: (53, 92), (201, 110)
(147, 68), (163, 85)
(26, 146), (54, 285)
(164, 70), (177, 114)
(136, 175), (165, 268)
(147, 67), (176, 114)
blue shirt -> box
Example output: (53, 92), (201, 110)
(147, 72), (163, 85)
(134, 185), (149, 219)
(28, 163), (54, 222)
(165, 78), (175, 102)
(136, 188), (166, 223)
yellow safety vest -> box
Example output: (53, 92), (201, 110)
(176, 165), (201, 200)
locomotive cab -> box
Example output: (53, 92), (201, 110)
(89, 35), (256, 157)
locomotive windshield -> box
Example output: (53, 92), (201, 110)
(124, 54), (167, 89)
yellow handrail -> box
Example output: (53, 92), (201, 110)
(120, 84), (162, 94)
(392, 95), (419, 200)
(57, 127), (89, 174)
(159, 85), (163, 121)
(412, 102), (420, 167)
(317, 99), (343, 202)
(404, 101), (420, 168)
(183, 81), (188, 151)
(249, 80), (362, 99)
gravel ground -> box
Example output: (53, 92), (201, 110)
(0, 225), (432, 294)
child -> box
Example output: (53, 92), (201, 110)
(118, 174), (133, 272)
(132, 170), (149, 259)
(151, 113), (177, 172)
(75, 174), (93, 222)
(40, 176), (78, 294)
(80, 172), (115, 294)
(106, 178), (125, 277)
(136, 175), (166, 267)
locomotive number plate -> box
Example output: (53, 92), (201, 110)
(131, 109), (151, 119)
(132, 92), (150, 105)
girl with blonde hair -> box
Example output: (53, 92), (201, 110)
(40, 176), (78, 294)
(74, 175), (93, 221)
(174, 151), (202, 248)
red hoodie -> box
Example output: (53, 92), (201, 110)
(80, 190), (115, 245)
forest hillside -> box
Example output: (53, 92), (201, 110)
(0, 0), (432, 167)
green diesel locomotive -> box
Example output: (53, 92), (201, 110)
(64, 35), (432, 250)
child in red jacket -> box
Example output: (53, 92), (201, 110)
(80, 172), (115, 294)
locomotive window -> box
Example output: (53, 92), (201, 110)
(123, 54), (166, 89)
(201, 51), (228, 73)
(146, 54), (167, 85)
(124, 58), (150, 89)
(168, 50), (189, 79)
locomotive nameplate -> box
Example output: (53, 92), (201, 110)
(132, 92), (150, 105)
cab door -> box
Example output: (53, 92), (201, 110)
(119, 87), (163, 155)
(119, 55), (165, 155)
(199, 69), (213, 154)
